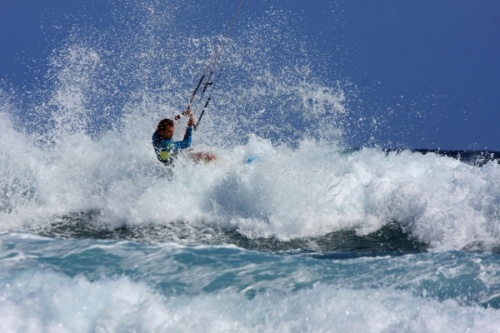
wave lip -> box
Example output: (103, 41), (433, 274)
(2, 137), (500, 252)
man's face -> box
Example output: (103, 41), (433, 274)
(160, 125), (175, 139)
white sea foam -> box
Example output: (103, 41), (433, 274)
(1, 107), (499, 251)
(0, 271), (499, 333)
(0, 0), (499, 251)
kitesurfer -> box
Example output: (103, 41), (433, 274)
(152, 106), (216, 166)
(151, 0), (243, 168)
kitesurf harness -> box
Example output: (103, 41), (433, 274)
(175, 0), (245, 131)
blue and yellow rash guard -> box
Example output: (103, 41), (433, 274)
(152, 126), (193, 165)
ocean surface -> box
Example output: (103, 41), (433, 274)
(1, 1), (500, 332)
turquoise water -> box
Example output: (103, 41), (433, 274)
(1, 232), (500, 332)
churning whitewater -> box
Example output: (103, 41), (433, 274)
(1, 0), (500, 332)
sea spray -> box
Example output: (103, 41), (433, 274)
(1, 1), (500, 332)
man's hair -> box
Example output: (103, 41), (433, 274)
(157, 118), (174, 131)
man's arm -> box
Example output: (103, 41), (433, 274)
(176, 126), (193, 150)
(173, 113), (196, 151)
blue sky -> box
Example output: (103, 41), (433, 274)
(1, 0), (499, 150)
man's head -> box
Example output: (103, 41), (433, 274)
(157, 118), (175, 139)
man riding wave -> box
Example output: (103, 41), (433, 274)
(152, 106), (216, 166)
